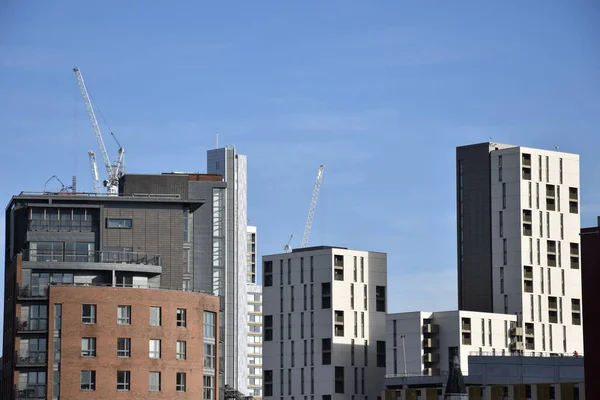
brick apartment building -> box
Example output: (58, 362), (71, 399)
(2, 187), (222, 399)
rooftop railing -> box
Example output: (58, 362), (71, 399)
(468, 351), (583, 358)
(22, 249), (161, 266)
(19, 191), (181, 198)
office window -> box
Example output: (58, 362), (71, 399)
(265, 315), (273, 341)
(291, 286), (295, 312)
(301, 313), (305, 338)
(82, 304), (96, 324)
(322, 338), (331, 365)
(364, 285), (368, 310)
(176, 341), (186, 360)
(539, 155), (542, 181)
(503, 239), (507, 265)
(280, 342), (284, 368)
(310, 256), (314, 282)
(353, 256), (358, 281)
(502, 183), (506, 209)
(117, 371), (130, 391)
(361, 312), (365, 338)
(149, 372), (161, 392)
(499, 211), (503, 237)
(304, 284), (307, 310)
(360, 257), (364, 282)
(376, 286), (385, 312)
(176, 372), (186, 392)
(334, 311), (344, 337)
(304, 340), (308, 366)
(559, 158), (563, 183)
(350, 284), (354, 309)
(106, 218), (132, 228)
(81, 370), (96, 391)
(288, 259), (291, 284)
(81, 337), (96, 357)
(204, 311), (216, 338)
(546, 156), (549, 182)
(264, 370), (273, 396)
(288, 313), (292, 340)
(117, 305), (131, 325)
(301, 257), (304, 283)
(335, 366), (344, 394)
(149, 339), (161, 359)
(500, 267), (504, 294)
(310, 284), (314, 310)
(117, 338), (131, 357)
(311, 311), (314, 338)
(498, 155), (503, 181)
(280, 286), (284, 312)
(177, 308), (186, 327)
(321, 282), (331, 309)
(536, 183), (540, 208)
(288, 368), (292, 395)
(364, 340), (368, 366)
(150, 306), (161, 326)
(351, 339), (355, 366)
(291, 341), (295, 367)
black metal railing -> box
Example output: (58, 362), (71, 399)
(17, 285), (48, 299)
(15, 351), (47, 366)
(14, 385), (47, 399)
(28, 218), (97, 232)
(22, 249), (161, 266)
(17, 319), (48, 332)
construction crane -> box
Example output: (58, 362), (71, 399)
(301, 165), (325, 248)
(88, 151), (102, 193)
(44, 175), (75, 193)
(73, 67), (124, 194)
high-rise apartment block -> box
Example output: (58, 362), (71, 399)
(2, 191), (221, 400)
(457, 143), (583, 355)
(247, 284), (263, 399)
(262, 246), (387, 399)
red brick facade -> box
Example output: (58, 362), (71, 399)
(47, 286), (219, 399)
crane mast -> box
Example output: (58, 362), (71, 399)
(88, 151), (102, 193)
(301, 165), (325, 248)
(73, 67), (123, 194)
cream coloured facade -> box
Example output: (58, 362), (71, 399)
(262, 246), (387, 399)
(247, 284), (263, 399)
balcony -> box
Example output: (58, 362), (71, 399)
(23, 249), (161, 265)
(510, 327), (523, 337)
(15, 351), (47, 367)
(14, 385), (47, 399)
(422, 323), (439, 334)
(422, 338), (439, 348)
(17, 285), (48, 300)
(17, 319), (48, 333)
(423, 353), (440, 363)
(28, 218), (97, 232)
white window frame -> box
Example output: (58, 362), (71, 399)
(149, 371), (161, 392)
(177, 308), (186, 328)
(80, 370), (96, 391)
(118, 305), (131, 325)
(176, 341), (186, 360)
(81, 337), (96, 357)
(204, 343), (215, 369)
(149, 339), (161, 359)
(150, 307), (161, 326)
(117, 371), (130, 391)
(117, 338), (131, 358)
(203, 375), (214, 400)
(82, 304), (96, 324)
(176, 372), (186, 392)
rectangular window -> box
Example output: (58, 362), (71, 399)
(82, 304), (96, 324)
(364, 285), (368, 310)
(264, 261), (273, 287)
(498, 155), (503, 181)
(149, 339), (161, 359)
(350, 284), (354, 309)
(288, 368), (292, 395)
(354, 311), (358, 337)
(150, 306), (161, 326)
(540, 211), (543, 237)
(488, 319), (492, 346)
(537, 239), (541, 265)
(280, 286), (284, 312)
(503, 239), (507, 265)
(304, 340), (308, 366)
(546, 156), (549, 182)
(117, 305), (131, 325)
(288, 313), (292, 340)
(353, 256), (358, 282)
(149, 372), (161, 392)
(310, 284), (314, 310)
(265, 315), (273, 341)
(204, 312), (216, 338)
(561, 270), (565, 295)
(529, 182), (532, 208)
(176, 341), (186, 360)
(301, 367), (305, 395)
(177, 308), (186, 327)
(376, 341), (386, 367)
(301, 257), (304, 283)
(310, 256), (314, 282)
(311, 339), (314, 365)
(288, 259), (291, 284)
(504, 295), (508, 314)
(304, 284), (307, 311)
(311, 311), (314, 338)
(117, 338), (130, 357)
(536, 183), (540, 209)
(541, 267), (545, 293)
(322, 338), (331, 365)
(547, 212), (550, 238)
(530, 294), (534, 321)
(538, 295), (542, 322)
(176, 372), (186, 392)
(361, 313), (365, 338)
(351, 339), (355, 366)
(81, 337), (96, 357)
(539, 155), (542, 181)
(335, 366), (344, 394)
(360, 257), (364, 282)
(559, 158), (563, 183)
(291, 341), (295, 367)
(334, 310), (344, 336)
(301, 313), (305, 338)
(500, 267), (504, 294)
(81, 370), (96, 391)
(375, 286), (386, 311)
(291, 286), (295, 312)
(264, 370), (273, 397)
(204, 343), (215, 368)
(557, 186), (561, 212)
(499, 211), (503, 237)
(106, 218), (132, 228)
(321, 282), (331, 309)
(117, 371), (130, 391)
(364, 341), (368, 366)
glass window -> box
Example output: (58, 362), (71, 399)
(149, 339), (161, 359)
(106, 218), (132, 228)
(149, 372), (161, 392)
(82, 304), (96, 324)
(81, 337), (96, 357)
(150, 307), (161, 326)
(118, 305), (131, 325)
(117, 371), (130, 391)
(204, 311), (216, 338)
(203, 375), (214, 399)
(176, 341), (186, 360)
(117, 338), (131, 358)
(177, 308), (186, 328)
(176, 372), (186, 392)
(80, 370), (96, 391)
(204, 343), (215, 368)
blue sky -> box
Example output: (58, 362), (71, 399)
(1, 1), (600, 333)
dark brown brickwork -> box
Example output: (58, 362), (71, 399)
(47, 286), (219, 399)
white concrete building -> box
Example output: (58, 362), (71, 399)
(262, 246), (387, 399)
(386, 311), (518, 377)
(248, 284), (263, 399)
(248, 225), (257, 283)
(457, 143), (584, 356)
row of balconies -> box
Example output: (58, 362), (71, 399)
(22, 249), (161, 266)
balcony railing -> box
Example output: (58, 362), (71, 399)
(17, 285), (48, 299)
(17, 319), (48, 332)
(14, 385), (47, 399)
(22, 249), (161, 266)
(15, 351), (47, 366)
(28, 218), (97, 232)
